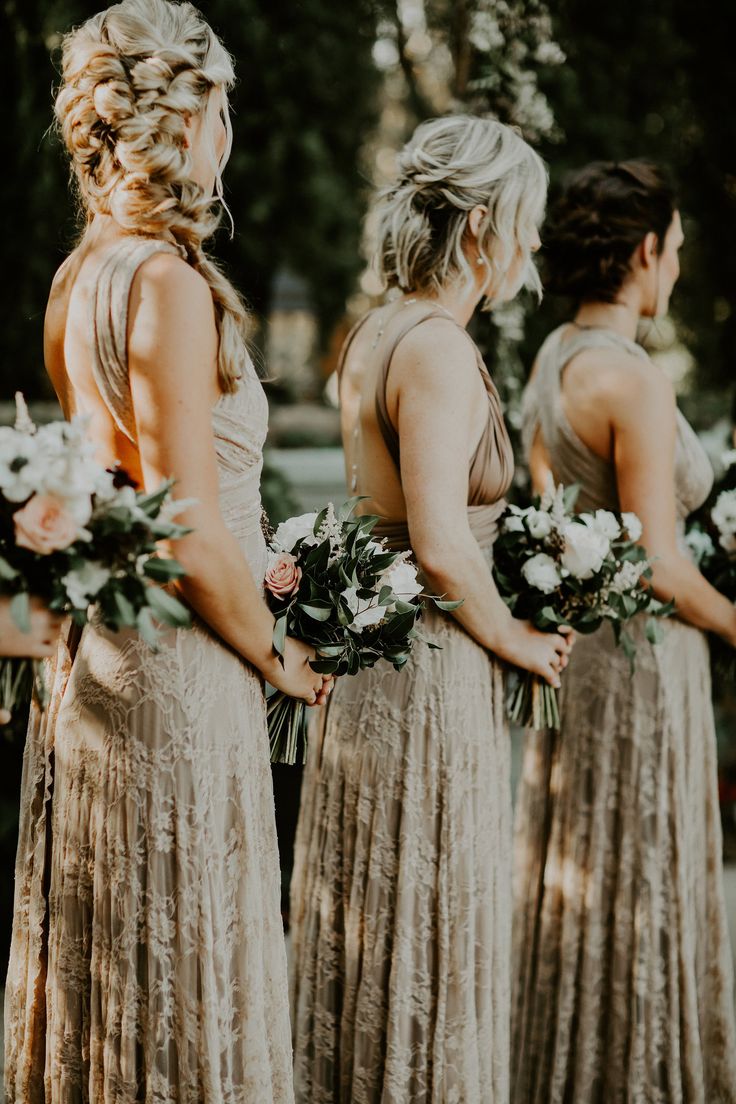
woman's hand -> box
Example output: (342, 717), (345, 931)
(262, 636), (335, 705)
(0, 596), (64, 659)
(494, 620), (574, 688)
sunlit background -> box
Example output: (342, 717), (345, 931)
(2, 0), (735, 1059)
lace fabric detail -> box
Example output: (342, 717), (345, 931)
(290, 604), (512, 1104)
(289, 307), (516, 1104)
(4, 241), (292, 1103)
(512, 326), (736, 1103)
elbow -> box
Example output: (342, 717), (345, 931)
(647, 552), (687, 608)
(172, 525), (232, 582)
(412, 534), (473, 592)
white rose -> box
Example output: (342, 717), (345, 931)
(342, 586), (386, 632)
(610, 560), (645, 594)
(621, 512), (643, 541)
(720, 531), (736, 553)
(273, 512), (319, 553)
(712, 490), (736, 538)
(521, 552), (561, 594)
(109, 484), (148, 523)
(721, 448), (736, 472)
(0, 434), (48, 502)
(62, 561), (111, 609)
(503, 514), (525, 533)
(561, 521), (610, 579)
(93, 468), (118, 503)
(589, 510), (621, 541)
(526, 508), (553, 540)
(378, 559), (423, 602)
(685, 527), (715, 565)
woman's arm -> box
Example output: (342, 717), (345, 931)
(127, 253), (330, 703)
(389, 320), (572, 686)
(0, 596), (63, 658)
(609, 357), (736, 646)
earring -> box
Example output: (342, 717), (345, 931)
(476, 256), (486, 266)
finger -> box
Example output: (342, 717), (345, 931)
(543, 662), (561, 689)
(305, 690), (317, 706)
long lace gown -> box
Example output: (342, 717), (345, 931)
(512, 325), (736, 1104)
(4, 237), (294, 1104)
(289, 307), (515, 1104)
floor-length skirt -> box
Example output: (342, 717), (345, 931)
(4, 617), (294, 1104)
(512, 618), (736, 1104)
(290, 606), (512, 1104)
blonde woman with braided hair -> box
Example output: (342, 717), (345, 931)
(289, 115), (573, 1104)
(4, 2), (333, 1100)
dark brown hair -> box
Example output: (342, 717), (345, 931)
(542, 160), (677, 302)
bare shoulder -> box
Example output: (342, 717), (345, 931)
(130, 250), (213, 317)
(587, 348), (679, 430)
(127, 252), (217, 366)
(390, 317), (479, 398)
(572, 345), (674, 415)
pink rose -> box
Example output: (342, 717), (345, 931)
(14, 494), (79, 555)
(265, 552), (302, 599)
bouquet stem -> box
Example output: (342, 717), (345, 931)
(0, 658), (47, 726)
(266, 688), (309, 765)
(509, 672), (561, 730)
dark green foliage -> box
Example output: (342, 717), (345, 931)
(2, 0), (382, 400)
(526, 0), (736, 403)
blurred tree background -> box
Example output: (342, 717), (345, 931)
(2, 0), (736, 958)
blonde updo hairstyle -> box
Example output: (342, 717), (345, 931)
(55, 0), (247, 392)
(373, 115), (548, 307)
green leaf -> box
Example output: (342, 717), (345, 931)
(142, 557), (187, 582)
(309, 657), (341, 675)
(145, 586), (191, 627)
(563, 483), (581, 510)
(619, 631), (637, 668)
(135, 480), (175, 514)
(300, 602), (332, 621)
(0, 555), (19, 582)
(272, 614), (287, 658)
(136, 607), (160, 648)
(433, 598), (464, 612)
(645, 617), (665, 645)
(112, 590), (137, 627)
(10, 591), (30, 634)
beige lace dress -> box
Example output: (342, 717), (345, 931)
(289, 308), (516, 1104)
(4, 238), (294, 1104)
(512, 324), (736, 1104)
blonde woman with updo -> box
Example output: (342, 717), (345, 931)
(4, 2), (333, 1100)
(288, 115), (573, 1104)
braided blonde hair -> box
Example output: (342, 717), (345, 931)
(373, 115), (548, 307)
(55, 0), (249, 392)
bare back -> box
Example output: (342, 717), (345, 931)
(338, 301), (491, 522)
(44, 229), (220, 483)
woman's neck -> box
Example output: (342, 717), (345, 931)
(402, 281), (482, 329)
(573, 295), (643, 342)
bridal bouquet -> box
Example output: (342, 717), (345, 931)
(0, 395), (191, 720)
(686, 448), (736, 675)
(494, 479), (672, 729)
(263, 501), (459, 764)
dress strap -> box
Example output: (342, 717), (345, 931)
(335, 311), (376, 387)
(374, 309), (474, 471)
(522, 325), (649, 462)
(90, 236), (183, 444)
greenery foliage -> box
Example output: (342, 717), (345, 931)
(2, 0), (382, 400)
